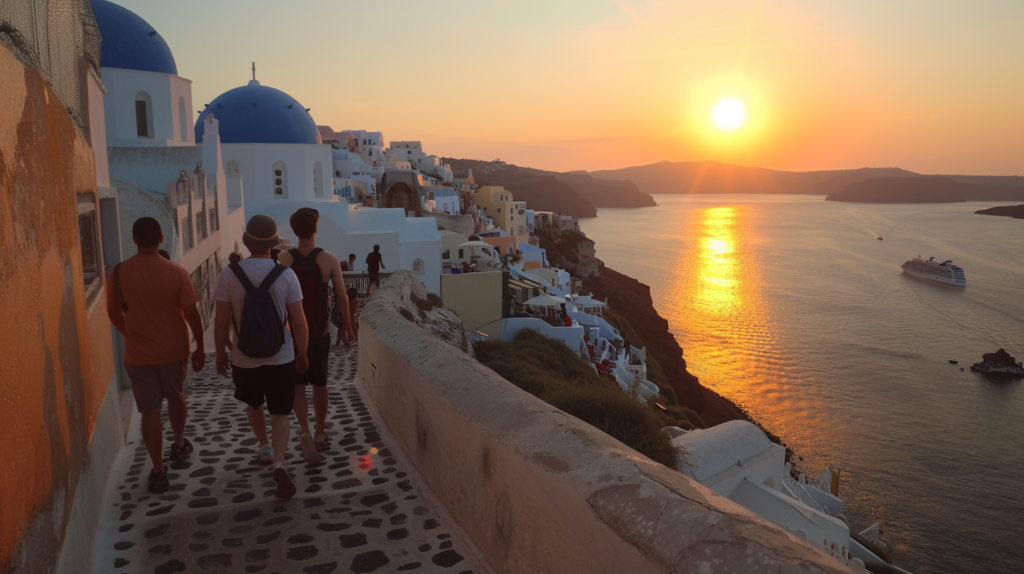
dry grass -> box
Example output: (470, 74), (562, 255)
(476, 329), (678, 468)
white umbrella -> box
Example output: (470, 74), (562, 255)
(523, 295), (567, 307)
(572, 295), (606, 308)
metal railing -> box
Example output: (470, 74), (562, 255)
(0, 0), (102, 130)
(783, 474), (828, 515)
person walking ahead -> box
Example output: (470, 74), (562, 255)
(106, 217), (205, 493)
(365, 244), (385, 289)
(214, 215), (309, 499)
(277, 208), (355, 463)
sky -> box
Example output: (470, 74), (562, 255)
(117, 0), (1023, 175)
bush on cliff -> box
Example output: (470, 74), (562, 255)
(475, 329), (678, 468)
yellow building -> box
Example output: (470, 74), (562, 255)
(474, 186), (519, 236)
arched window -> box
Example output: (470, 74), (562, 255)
(272, 161), (288, 198)
(135, 92), (153, 138)
(178, 97), (188, 142)
(313, 160), (324, 198)
(225, 160), (240, 176)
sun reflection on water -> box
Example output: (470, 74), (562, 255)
(671, 205), (778, 416)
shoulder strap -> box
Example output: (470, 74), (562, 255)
(258, 264), (288, 290)
(308, 247), (324, 261)
(115, 263), (129, 311)
(228, 263), (256, 292)
(288, 248), (303, 263)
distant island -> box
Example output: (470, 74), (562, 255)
(444, 157), (1024, 212)
(589, 160), (921, 195)
(975, 204), (1024, 219)
(445, 158), (657, 218)
(826, 176), (1024, 203)
(587, 160), (1024, 202)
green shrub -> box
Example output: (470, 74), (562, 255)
(399, 308), (415, 322)
(476, 330), (679, 468)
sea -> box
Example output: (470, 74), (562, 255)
(580, 194), (1024, 574)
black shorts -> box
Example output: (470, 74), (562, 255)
(296, 335), (330, 387)
(232, 361), (296, 415)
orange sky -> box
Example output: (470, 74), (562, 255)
(122, 0), (1023, 174)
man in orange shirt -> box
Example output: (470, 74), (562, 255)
(107, 217), (206, 493)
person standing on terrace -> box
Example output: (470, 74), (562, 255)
(365, 245), (385, 289)
(214, 215), (308, 499)
(277, 208), (354, 460)
(106, 217), (205, 493)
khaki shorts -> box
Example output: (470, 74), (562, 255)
(125, 361), (187, 413)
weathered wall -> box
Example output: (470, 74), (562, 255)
(423, 211), (474, 236)
(359, 271), (859, 574)
(0, 44), (116, 571)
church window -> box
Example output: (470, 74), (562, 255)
(135, 92), (154, 138)
(178, 97), (188, 142)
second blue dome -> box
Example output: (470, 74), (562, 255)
(195, 82), (322, 145)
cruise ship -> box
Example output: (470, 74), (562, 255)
(901, 256), (966, 286)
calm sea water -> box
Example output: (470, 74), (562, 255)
(581, 195), (1024, 574)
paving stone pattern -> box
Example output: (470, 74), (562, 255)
(95, 342), (477, 574)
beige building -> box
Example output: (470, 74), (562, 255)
(474, 186), (520, 236)
(441, 271), (509, 331)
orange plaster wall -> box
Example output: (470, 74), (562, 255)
(0, 45), (115, 569)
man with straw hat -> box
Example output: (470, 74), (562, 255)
(214, 215), (309, 499)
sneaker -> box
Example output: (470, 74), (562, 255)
(148, 469), (169, 493)
(257, 444), (274, 465)
(169, 437), (193, 462)
(273, 465), (296, 499)
(300, 432), (323, 464)
(314, 433), (332, 452)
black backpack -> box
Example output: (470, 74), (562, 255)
(288, 248), (330, 338)
(229, 263), (288, 358)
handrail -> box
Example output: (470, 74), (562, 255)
(783, 474), (829, 515)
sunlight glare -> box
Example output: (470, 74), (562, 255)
(712, 98), (746, 130)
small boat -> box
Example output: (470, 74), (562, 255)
(877, 237), (884, 241)
(948, 359), (958, 364)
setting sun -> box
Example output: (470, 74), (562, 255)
(712, 99), (746, 130)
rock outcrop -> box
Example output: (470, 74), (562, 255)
(372, 271), (474, 358)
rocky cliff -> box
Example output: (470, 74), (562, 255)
(535, 227), (783, 436)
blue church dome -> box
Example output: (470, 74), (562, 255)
(90, 0), (177, 75)
(195, 82), (322, 145)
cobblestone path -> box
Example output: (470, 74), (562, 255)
(94, 343), (478, 574)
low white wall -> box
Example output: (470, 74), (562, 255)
(357, 271), (859, 574)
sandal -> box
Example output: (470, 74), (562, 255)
(148, 469), (170, 493)
(169, 437), (193, 462)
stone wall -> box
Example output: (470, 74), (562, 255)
(358, 271), (859, 574)
(0, 44), (117, 571)
(423, 211), (474, 236)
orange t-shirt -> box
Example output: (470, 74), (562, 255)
(106, 254), (200, 366)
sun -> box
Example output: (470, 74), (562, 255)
(712, 98), (746, 130)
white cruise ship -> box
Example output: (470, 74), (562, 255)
(901, 256), (966, 286)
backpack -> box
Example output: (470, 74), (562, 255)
(228, 263), (288, 358)
(288, 248), (330, 338)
